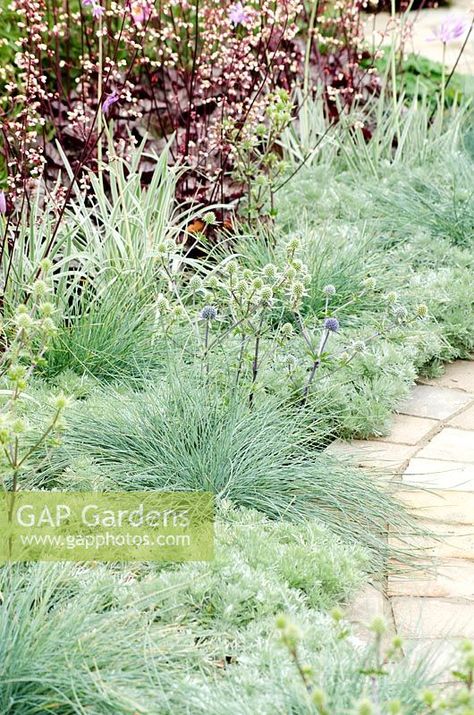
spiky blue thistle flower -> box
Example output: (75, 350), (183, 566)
(323, 284), (336, 297)
(323, 317), (340, 332)
(200, 306), (217, 321)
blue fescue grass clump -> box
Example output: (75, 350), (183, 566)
(0, 563), (201, 714)
(44, 370), (419, 570)
(0, 525), (434, 715)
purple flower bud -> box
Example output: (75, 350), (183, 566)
(427, 17), (467, 43)
(229, 2), (250, 26)
(102, 91), (119, 114)
(92, 3), (104, 17)
(0, 191), (7, 214)
(323, 317), (340, 333)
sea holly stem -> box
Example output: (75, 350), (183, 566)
(301, 317), (340, 405)
(200, 306), (217, 376)
(248, 308), (266, 407)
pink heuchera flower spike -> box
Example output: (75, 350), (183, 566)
(229, 2), (250, 26)
(130, 1), (151, 26)
(0, 191), (7, 214)
(427, 16), (468, 43)
(102, 91), (119, 114)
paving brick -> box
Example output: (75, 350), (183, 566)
(326, 439), (416, 473)
(397, 385), (472, 420)
(450, 404), (474, 431)
(348, 585), (393, 644)
(391, 597), (474, 639)
(388, 559), (474, 599)
(389, 521), (474, 561)
(422, 361), (474, 394)
(417, 427), (474, 464)
(404, 638), (463, 683)
(397, 490), (474, 526)
(373, 414), (438, 446)
(403, 458), (474, 491)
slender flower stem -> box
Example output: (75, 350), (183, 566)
(97, 13), (103, 172)
(249, 309), (266, 406)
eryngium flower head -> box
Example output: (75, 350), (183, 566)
(392, 305), (408, 323)
(323, 317), (340, 332)
(200, 306), (217, 321)
(323, 284), (336, 297)
(363, 277), (376, 291)
(416, 303), (429, 318)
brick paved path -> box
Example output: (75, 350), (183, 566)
(332, 361), (474, 683)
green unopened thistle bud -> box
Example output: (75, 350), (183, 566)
(15, 312), (34, 330)
(188, 275), (203, 293)
(369, 616), (387, 636)
(38, 301), (56, 317)
(156, 242), (168, 258)
(356, 699), (374, 715)
(280, 622), (301, 650)
(285, 266), (297, 282)
(11, 418), (26, 434)
(300, 663), (314, 678)
(0, 415), (12, 444)
(385, 291), (398, 305)
(203, 211), (216, 225)
(292, 259), (304, 273)
(206, 275), (220, 291)
(7, 365), (27, 383)
(252, 277), (263, 291)
(235, 280), (248, 296)
(363, 277), (376, 291)
(39, 257), (53, 274)
(285, 354), (298, 371)
(312, 688), (327, 710)
(290, 281), (306, 306)
(262, 263), (278, 281)
(281, 322), (293, 338)
(259, 286), (273, 305)
(286, 237), (300, 255)
(171, 305), (186, 320)
(32, 279), (50, 298)
(40, 317), (57, 336)
(275, 613), (288, 630)
(421, 690), (436, 707)
(416, 303), (428, 318)
(226, 261), (238, 277)
(156, 294), (170, 312)
(242, 269), (252, 281)
(391, 635), (403, 650)
(53, 392), (70, 411)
